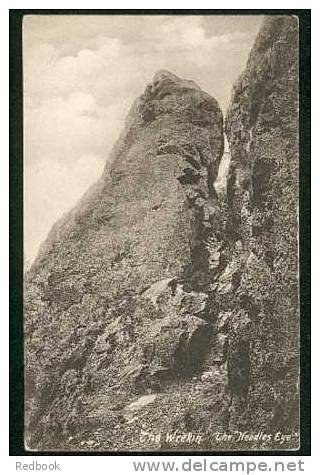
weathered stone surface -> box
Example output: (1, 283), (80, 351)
(146, 314), (212, 375)
(24, 16), (300, 451)
(24, 70), (223, 450)
(125, 394), (158, 413)
(142, 278), (175, 307)
(224, 15), (299, 435)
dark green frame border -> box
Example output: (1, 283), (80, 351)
(9, 8), (311, 456)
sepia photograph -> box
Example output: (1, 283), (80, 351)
(15, 11), (307, 453)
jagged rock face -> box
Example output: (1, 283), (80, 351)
(25, 16), (300, 451)
(224, 16), (299, 435)
(24, 70), (224, 450)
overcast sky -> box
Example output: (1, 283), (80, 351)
(23, 14), (263, 264)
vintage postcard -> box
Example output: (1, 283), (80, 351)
(20, 12), (304, 452)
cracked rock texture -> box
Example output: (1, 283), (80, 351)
(25, 16), (299, 452)
(25, 70), (225, 450)
(224, 15), (299, 437)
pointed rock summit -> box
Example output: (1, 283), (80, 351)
(25, 71), (224, 450)
(152, 69), (201, 91)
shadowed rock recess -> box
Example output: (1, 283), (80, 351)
(25, 16), (299, 451)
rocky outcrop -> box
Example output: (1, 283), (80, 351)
(25, 16), (299, 452)
(24, 70), (225, 450)
(223, 15), (299, 435)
